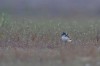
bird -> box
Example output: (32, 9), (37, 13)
(61, 32), (72, 45)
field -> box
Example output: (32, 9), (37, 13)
(0, 13), (100, 66)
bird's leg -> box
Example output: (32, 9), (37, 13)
(64, 41), (67, 46)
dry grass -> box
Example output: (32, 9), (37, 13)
(0, 13), (100, 66)
(0, 34), (100, 66)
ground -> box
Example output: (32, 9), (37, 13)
(0, 13), (100, 66)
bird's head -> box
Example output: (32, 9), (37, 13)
(61, 32), (68, 36)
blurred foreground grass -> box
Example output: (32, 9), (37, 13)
(0, 13), (100, 66)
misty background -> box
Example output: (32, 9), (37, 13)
(0, 0), (100, 16)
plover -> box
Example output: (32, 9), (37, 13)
(61, 32), (72, 44)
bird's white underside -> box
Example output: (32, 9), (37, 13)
(61, 36), (72, 42)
